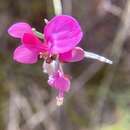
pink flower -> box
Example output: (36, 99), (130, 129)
(8, 15), (112, 106)
(8, 15), (84, 64)
(8, 15), (84, 105)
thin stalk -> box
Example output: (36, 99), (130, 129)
(32, 28), (44, 39)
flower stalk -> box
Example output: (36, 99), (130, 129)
(32, 28), (44, 39)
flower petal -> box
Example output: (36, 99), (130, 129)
(55, 76), (70, 92)
(8, 22), (32, 38)
(59, 47), (84, 62)
(44, 15), (83, 53)
(13, 45), (38, 64)
(22, 33), (47, 53)
(48, 71), (70, 92)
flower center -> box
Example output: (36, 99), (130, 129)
(39, 52), (57, 64)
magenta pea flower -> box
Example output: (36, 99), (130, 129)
(8, 15), (113, 106)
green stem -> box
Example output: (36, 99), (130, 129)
(32, 28), (44, 39)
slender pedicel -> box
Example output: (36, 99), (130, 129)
(84, 51), (113, 64)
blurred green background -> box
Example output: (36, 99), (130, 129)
(0, 0), (130, 130)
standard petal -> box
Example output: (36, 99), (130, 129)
(13, 45), (38, 64)
(22, 33), (47, 53)
(59, 47), (84, 62)
(8, 22), (32, 38)
(48, 72), (70, 92)
(44, 15), (83, 53)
